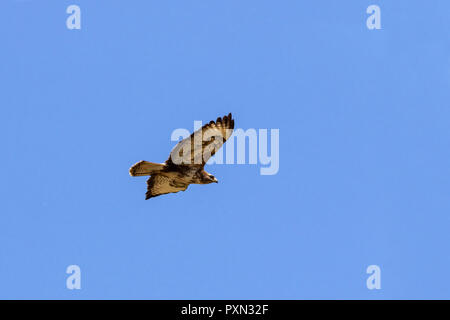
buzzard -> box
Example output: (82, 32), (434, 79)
(129, 113), (235, 199)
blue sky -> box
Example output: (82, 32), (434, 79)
(1, 0), (450, 299)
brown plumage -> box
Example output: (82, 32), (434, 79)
(129, 113), (235, 199)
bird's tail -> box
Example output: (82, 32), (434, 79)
(129, 161), (166, 177)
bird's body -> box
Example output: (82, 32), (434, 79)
(129, 113), (234, 199)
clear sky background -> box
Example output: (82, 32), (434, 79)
(1, 0), (449, 299)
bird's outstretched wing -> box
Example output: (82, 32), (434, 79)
(168, 113), (235, 166)
(146, 174), (189, 199)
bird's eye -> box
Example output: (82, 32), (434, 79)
(209, 175), (214, 178)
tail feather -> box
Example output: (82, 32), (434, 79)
(129, 161), (166, 177)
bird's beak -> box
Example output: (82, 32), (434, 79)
(213, 178), (218, 183)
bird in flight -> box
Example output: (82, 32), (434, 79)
(129, 113), (235, 199)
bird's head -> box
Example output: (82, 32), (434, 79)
(203, 173), (218, 184)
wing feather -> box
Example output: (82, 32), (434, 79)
(146, 174), (188, 199)
(168, 113), (235, 166)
